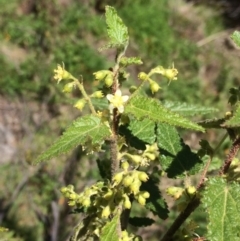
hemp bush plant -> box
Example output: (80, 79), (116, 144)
(35, 6), (240, 241)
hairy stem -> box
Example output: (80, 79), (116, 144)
(219, 136), (240, 175)
(110, 110), (119, 179)
(73, 77), (97, 115)
(161, 196), (201, 241)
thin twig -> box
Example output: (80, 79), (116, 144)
(74, 77), (97, 115)
(219, 136), (240, 175)
(161, 196), (200, 241)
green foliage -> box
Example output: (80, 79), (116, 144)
(100, 214), (119, 241)
(125, 95), (205, 132)
(127, 119), (156, 144)
(104, 6), (129, 49)
(157, 123), (203, 178)
(203, 178), (240, 241)
(35, 115), (111, 163)
(163, 101), (218, 117)
(3, 2), (239, 241)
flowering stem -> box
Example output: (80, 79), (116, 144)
(72, 77), (97, 115)
(109, 47), (128, 177)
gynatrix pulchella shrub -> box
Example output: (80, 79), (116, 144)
(35, 6), (240, 241)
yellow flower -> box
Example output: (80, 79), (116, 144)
(53, 64), (72, 83)
(106, 89), (129, 113)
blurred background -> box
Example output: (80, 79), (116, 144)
(0, 0), (240, 240)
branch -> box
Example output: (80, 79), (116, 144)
(219, 136), (240, 175)
(160, 196), (201, 241)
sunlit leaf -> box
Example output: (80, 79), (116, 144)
(35, 115), (111, 163)
(203, 178), (240, 241)
(125, 95), (205, 132)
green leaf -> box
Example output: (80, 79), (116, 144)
(157, 123), (203, 178)
(100, 214), (119, 241)
(127, 118), (156, 144)
(231, 31), (240, 47)
(119, 124), (147, 150)
(203, 178), (240, 241)
(197, 139), (214, 158)
(163, 101), (218, 117)
(141, 176), (169, 219)
(197, 117), (225, 129)
(104, 6), (129, 49)
(129, 217), (155, 227)
(224, 104), (240, 127)
(91, 98), (108, 110)
(35, 115), (111, 163)
(125, 96), (205, 132)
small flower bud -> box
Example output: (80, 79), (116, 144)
(60, 187), (68, 194)
(145, 143), (159, 153)
(150, 81), (161, 94)
(138, 172), (149, 182)
(62, 82), (75, 93)
(101, 205), (111, 218)
(167, 187), (184, 199)
(138, 72), (148, 81)
(143, 152), (156, 161)
(137, 195), (146, 206)
(132, 155), (143, 164)
(105, 75), (114, 87)
(74, 99), (86, 111)
(130, 179), (141, 194)
(68, 200), (76, 206)
(141, 191), (150, 199)
(186, 186), (196, 195)
(123, 194), (131, 209)
(129, 86), (137, 93)
(123, 175), (134, 187)
(103, 190), (113, 200)
(82, 198), (91, 207)
(91, 91), (104, 98)
(93, 70), (110, 81)
(113, 172), (124, 185)
(69, 193), (77, 200)
(121, 161), (129, 171)
(164, 68), (178, 81)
